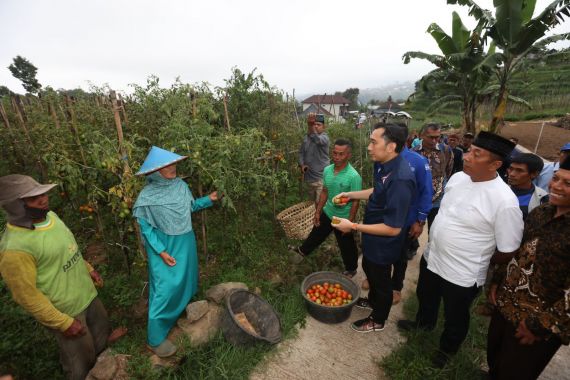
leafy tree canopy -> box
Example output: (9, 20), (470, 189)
(8, 55), (42, 94)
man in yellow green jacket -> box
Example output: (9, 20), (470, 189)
(0, 174), (124, 380)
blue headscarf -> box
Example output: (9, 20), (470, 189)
(133, 172), (195, 235)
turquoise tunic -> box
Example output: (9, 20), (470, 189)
(138, 195), (213, 347)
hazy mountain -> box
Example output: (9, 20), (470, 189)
(294, 81), (416, 105)
(358, 82), (415, 104)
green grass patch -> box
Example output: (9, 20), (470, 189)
(380, 294), (490, 380)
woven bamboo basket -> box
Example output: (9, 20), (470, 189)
(276, 201), (315, 240)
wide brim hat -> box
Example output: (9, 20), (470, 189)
(135, 146), (188, 176)
(0, 174), (57, 206)
(472, 131), (516, 159)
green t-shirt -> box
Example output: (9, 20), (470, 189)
(322, 163), (362, 219)
(0, 212), (97, 317)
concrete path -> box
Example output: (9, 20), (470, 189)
(251, 229), (569, 380)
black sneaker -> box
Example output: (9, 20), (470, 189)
(351, 316), (385, 333)
(431, 350), (451, 369)
(397, 319), (419, 332)
(355, 297), (372, 310)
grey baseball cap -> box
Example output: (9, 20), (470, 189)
(0, 174), (57, 206)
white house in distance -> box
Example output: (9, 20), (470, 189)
(301, 95), (351, 122)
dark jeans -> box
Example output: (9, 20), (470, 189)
(415, 256), (481, 354)
(363, 256), (392, 323)
(427, 207), (439, 232)
(391, 226), (414, 292)
(299, 211), (358, 271)
(487, 311), (562, 380)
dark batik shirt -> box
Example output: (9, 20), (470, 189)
(493, 204), (570, 344)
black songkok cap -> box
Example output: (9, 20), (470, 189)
(560, 155), (570, 170)
(315, 114), (325, 124)
(472, 131), (515, 159)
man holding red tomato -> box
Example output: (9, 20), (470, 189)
(290, 139), (362, 276)
(333, 123), (415, 332)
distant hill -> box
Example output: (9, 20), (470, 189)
(295, 82), (416, 106)
(358, 82), (415, 104)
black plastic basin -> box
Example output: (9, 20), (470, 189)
(300, 271), (360, 324)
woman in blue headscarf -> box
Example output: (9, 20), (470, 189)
(133, 146), (219, 357)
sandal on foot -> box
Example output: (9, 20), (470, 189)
(148, 339), (177, 358)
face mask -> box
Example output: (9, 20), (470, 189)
(24, 206), (49, 220)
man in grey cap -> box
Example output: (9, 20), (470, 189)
(0, 174), (125, 380)
(299, 113), (330, 204)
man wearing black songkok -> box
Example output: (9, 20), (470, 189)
(398, 131), (524, 368)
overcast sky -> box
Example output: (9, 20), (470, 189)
(1, 0), (568, 95)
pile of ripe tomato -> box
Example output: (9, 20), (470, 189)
(305, 282), (353, 307)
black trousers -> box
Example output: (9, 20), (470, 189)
(427, 207), (439, 232)
(363, 256), (392, 323)
(415, 256), (481, 354)
(487, 311), (562, 380)
(299, 211), (358, 271)
(391, 226), (414, 292)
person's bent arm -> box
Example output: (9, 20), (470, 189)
(0, 251), (74, 332)
(309, 133), (329, 147)
(335, 188), (373, 201)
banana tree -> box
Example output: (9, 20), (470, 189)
(448, 0), (570, 132)
(403, 12), (499, 133)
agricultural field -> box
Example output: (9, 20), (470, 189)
(0, 69), (377, 379)
(404, 49), (570, 130)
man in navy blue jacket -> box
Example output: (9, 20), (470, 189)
(391, 124), (433, 304)
(333, 123), (416, 332)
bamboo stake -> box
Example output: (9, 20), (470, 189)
(11, 96), (47, 179)
(198, 178), (209, 260)
(0, 102), (27, 168)
(64, 95), (88, 166)
(110, 90), (146, 261)
(118, 93), (128, 126)
(49, 102), (61, 129)
(223, 93), (231, 131)
(534, 122), (546, 154)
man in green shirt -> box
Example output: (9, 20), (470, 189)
(0, 175), (125, 380)
(289, 139), (362, 277)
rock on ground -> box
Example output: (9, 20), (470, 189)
(177, 303), (223, 346)
(205, 282), (249, 304)
(86, 349), (130, 380)
(185, 300), (209, 323)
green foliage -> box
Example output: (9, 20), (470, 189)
(8, 55), (42, 94)
(381, 295), (489, 380)
(342, 88), (360, 110)
(0, 67), (373, 378)
(449, 0), (570, 131)
(403, 12), (499, 132)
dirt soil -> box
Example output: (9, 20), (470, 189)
(250, 231), (570, 380)
(500, 120), (570, 161)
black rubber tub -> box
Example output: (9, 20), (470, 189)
(300, 271), (360, 324)
(221, 289), (282, 346)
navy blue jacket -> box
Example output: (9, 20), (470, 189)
(363, 154), (416, 265)
(400, 147), (433, 227)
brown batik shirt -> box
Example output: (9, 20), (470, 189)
(493, 204), (570, 344)
(414, 143), (453, 204)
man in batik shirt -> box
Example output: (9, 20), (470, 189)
(487, 155), (570, 380)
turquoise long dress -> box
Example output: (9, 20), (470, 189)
(138, 195), (213, 347)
